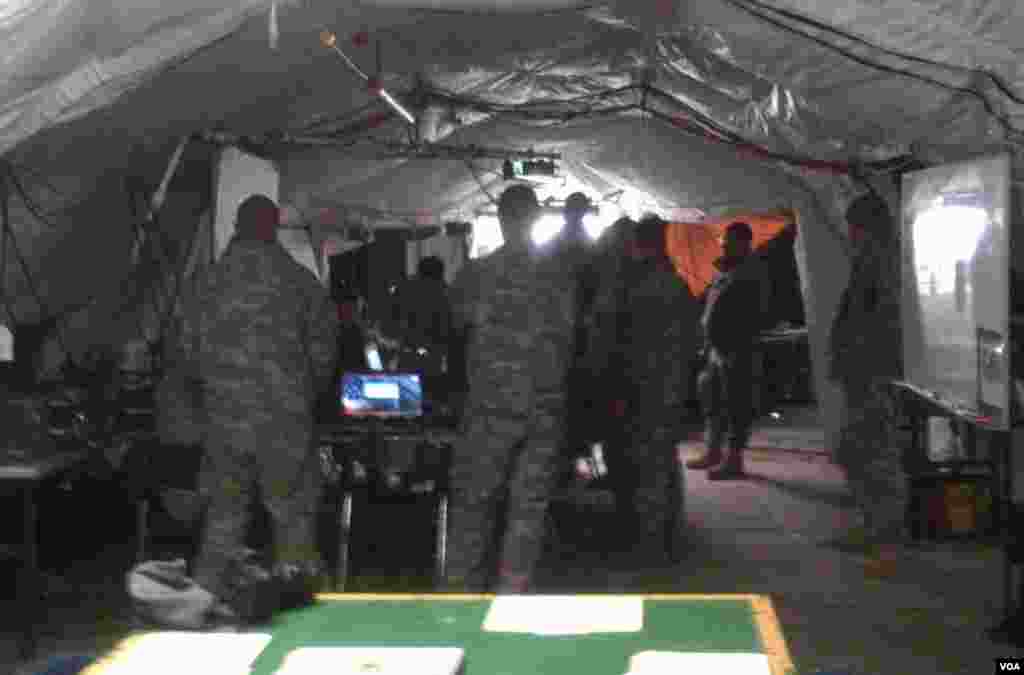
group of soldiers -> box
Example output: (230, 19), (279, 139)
(442, 186), (769, 591)
(154, 181), (907, 616)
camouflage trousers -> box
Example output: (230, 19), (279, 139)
(445, 409), (561, 592)
(698, 349), (754, 452)
(603, 423), (685, 561)
(192, 415), (322, 598)
(836, 378), (907, 544)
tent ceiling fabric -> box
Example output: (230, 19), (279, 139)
(0, 0), (1022, 314)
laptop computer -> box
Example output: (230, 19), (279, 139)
(340, 371), (424, 421)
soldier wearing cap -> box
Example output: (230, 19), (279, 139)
(445, 184), (576, 593)
(827, 192), (906, 576)
(590, 214), (698, 561)
(687, 221), (763, 480)
(180, 194), (338, 612)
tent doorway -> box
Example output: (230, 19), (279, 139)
(667, 212), (816, 437)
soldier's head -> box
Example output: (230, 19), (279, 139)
(722, 221), (753, 260)
(497, 184), (541, 246)
(628, 214), (667, 260)
(845, 192), (891, 245)
(417, 256), (445, 283)
(236, 194), (280, 242)
(563, 192), (591, 241)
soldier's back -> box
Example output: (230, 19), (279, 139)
(458, 246), (573, 414)
(192, 240), (320, 408)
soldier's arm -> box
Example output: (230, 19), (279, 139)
(585, 269), (619, 380)
(176, 283), (202, 385)
(532, 277), (575, 421)
(305, 280), (339, 389)
(449, 262), (477, 338)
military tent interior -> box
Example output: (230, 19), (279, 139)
(1, 0), (1024, 669)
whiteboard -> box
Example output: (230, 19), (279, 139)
(901, 154), (1012, 428)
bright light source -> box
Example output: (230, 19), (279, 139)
(532, 214), (564, 246)
(471, 215), (503, 259)
(912, 205), (987, 294)
(583, 208), (619, 240)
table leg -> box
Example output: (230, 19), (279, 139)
(335, 492), (353, 592)
(19, 481), (40, 660)
(434, 494), (448, 588)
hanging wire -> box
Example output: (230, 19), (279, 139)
(722, 0), (1024, 140)
(7, 166), (63, 230)
(0, 163), (69, 359)
(464, 159), (500, 206)
(735, 0), (1024, 105)
(0, 173), (18, 327)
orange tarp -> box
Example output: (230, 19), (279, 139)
(666, 213), (793, 297)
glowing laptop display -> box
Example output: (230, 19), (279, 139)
(340, 372), (423, 418)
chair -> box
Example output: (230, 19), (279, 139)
(130, 441), (208, 572)
(324, 436), (450, 591)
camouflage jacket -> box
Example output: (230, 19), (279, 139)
(450, 244), (576, 422)
(389, 276), (454, 350)
(590, 255), (700, 421)
(828, 233), (902, 382)
(179, 237), (338, 419)
(700, 255), (763, 356)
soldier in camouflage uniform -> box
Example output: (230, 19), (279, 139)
(687, 222), (763, 480)
(590, 215), (699, 562)
(554, 193), (601, 468)
(180, 194), (338, 603)
(827, 192), (906, 576)
(445, 185), (576, 593)
(155, 316), (204, 448)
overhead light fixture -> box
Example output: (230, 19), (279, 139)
(320, 30), (416, 127)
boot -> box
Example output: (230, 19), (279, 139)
(685, 446), (722, 470)
(274, 561), (323, 613)
(707, 449), (744, 480)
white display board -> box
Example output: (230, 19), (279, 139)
(212, 146), (280, 260)
(901, 154), (1012, 428)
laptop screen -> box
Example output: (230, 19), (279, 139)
(340, 372), (423, 418)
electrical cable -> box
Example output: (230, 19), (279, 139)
(0, 163), (69, 359)
(7, 167), (62, 230)
(737, 0), (1024, 105)
(158, 202), (205, 349)
(0, 174), (18, 328)
(464, 159), (500, 205)
(399, 2), (597, 17)
(722, 0), (1024, 140)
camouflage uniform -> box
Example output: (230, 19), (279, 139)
(155, 318), (204, 448)
(552, 238), (599, 462)
(828, 229), (906, 545)
(180, 236), (337, 597)
(444, 244), (575, 591)
(698, 257), (763, 460)
(590, 254), (699, 559)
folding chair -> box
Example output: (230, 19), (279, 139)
(130, 441), (208, 573)
(327, 440), (451, 592)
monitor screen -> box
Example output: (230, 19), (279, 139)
(340, 372), (422, 418)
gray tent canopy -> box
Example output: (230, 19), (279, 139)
(1, 0), (1023, 451)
